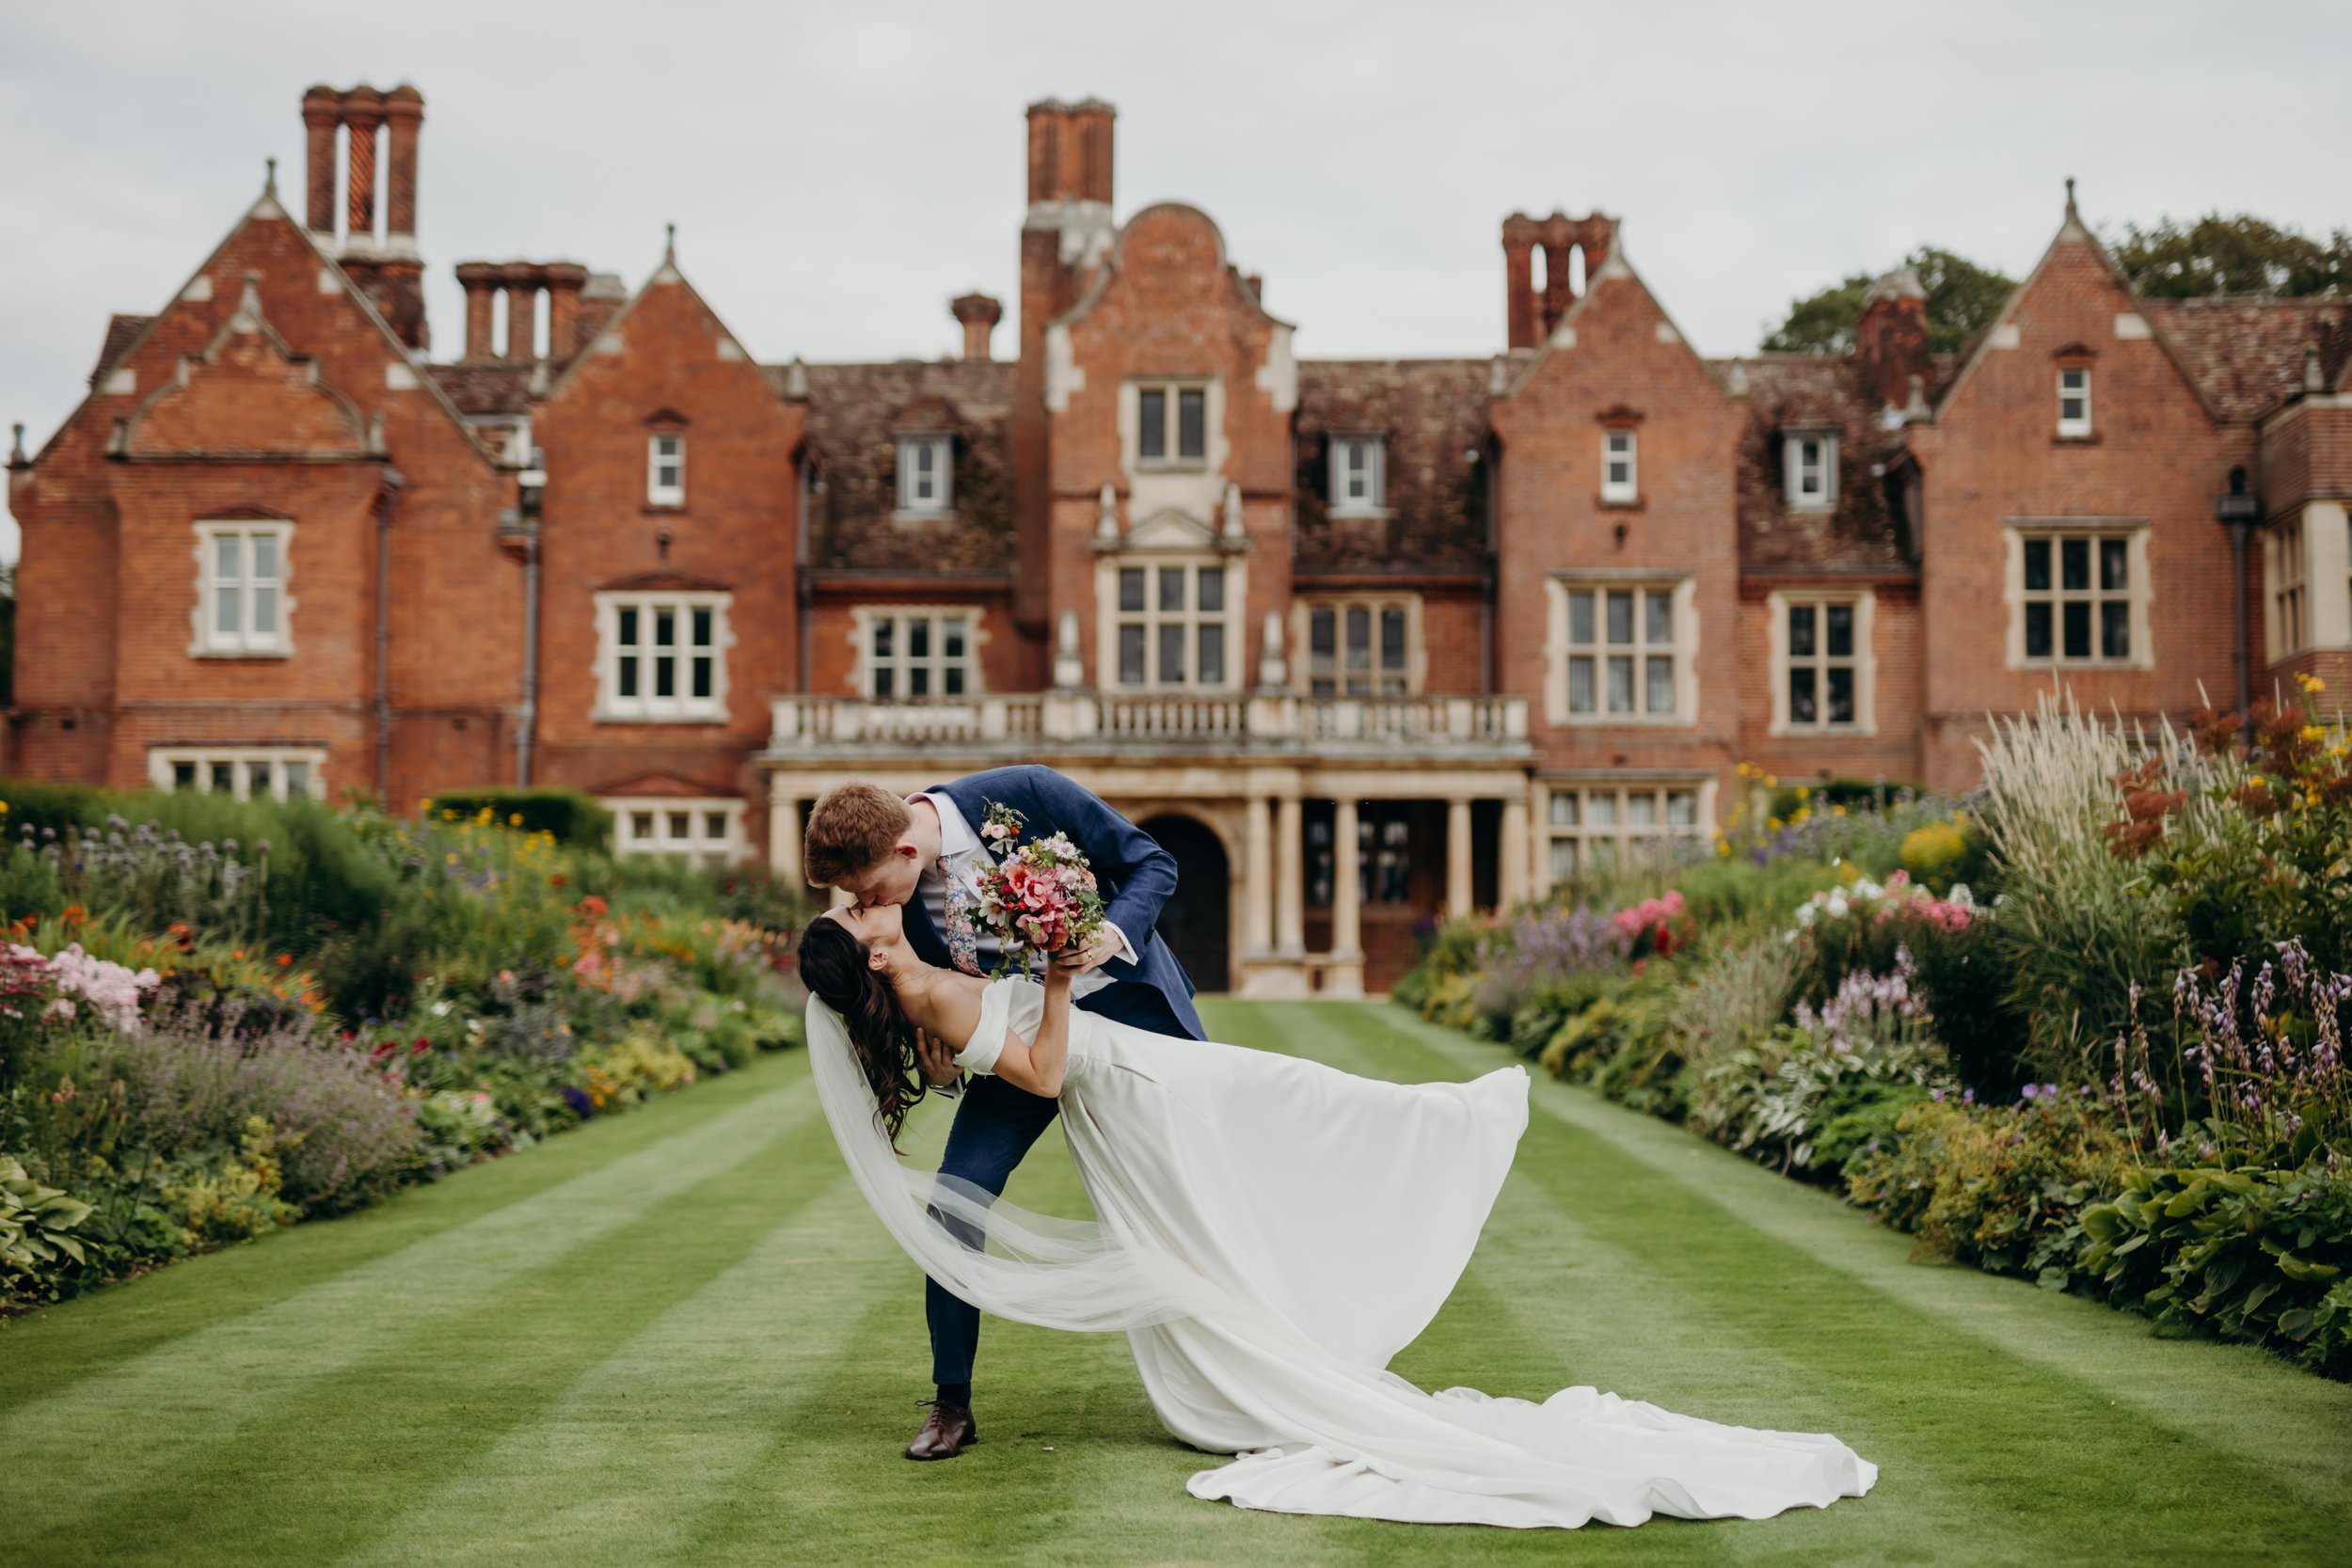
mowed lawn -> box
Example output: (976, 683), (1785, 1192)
(7, 1002), (2352, 1568)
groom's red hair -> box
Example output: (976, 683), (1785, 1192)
(804, 782), (914, 886)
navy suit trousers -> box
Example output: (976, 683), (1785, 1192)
(925, 1073), (1062, 1387)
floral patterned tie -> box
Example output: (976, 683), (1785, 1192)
(942, 866), (984, 976)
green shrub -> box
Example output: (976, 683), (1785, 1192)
(1769, 776), (1925, 820)
(427, 788), (612, 850)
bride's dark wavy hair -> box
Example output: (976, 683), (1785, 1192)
(798, 915), (927, 1147)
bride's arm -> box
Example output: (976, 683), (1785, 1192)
(990, 966), (1073, 1099)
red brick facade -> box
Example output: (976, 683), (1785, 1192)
(10, 87), (2351, 979)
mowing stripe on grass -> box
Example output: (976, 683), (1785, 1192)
(1383, 1005), (2352, 1514)
(6, 1092), (850, 1568)
(326, 1177), (895, 1568)
(0, 1067), (823, 1543)
(0, 1051), (807, 1409)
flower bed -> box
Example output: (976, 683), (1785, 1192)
(0, 788), (809, 1313)
(1399, 688), (2352, 1381)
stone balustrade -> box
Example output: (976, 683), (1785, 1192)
(766, 691), (1530, 761)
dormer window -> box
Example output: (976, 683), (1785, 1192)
(2057, 366), (2092, 438)
(896, 434), (954, 515)
(1136, 383), (1208, 467)
(646, 432), (685, 506)
(1784, 432), (1837, 509)
(1328, 435), (1386, 515)
(1600, 428), (1638, 504)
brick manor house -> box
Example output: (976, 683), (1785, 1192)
(11, 85), (2351, 993)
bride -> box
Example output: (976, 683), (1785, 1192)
(798, 903), (1878, 1529)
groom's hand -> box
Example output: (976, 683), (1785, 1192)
(1051, 929), (1123, 975)
(914, 1028), (962, 1088)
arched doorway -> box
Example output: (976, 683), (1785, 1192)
(1139, 814), (1230, 993)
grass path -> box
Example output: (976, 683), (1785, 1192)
(6, 1003), (2351, 1566)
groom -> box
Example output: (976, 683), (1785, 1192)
(803, 765), (1206, 1460)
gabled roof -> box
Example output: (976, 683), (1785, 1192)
(538, 235), (770, 408)
(428, 361), (536, 417)
(40, 175), (494, 468)
(1932, 196), (2219, 423)
(1493, 222), (1714, 403)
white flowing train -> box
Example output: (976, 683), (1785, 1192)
(806, 977), (1878, 1528)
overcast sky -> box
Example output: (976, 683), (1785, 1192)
(5, 0), (2345, 561)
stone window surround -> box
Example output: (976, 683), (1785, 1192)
(1541, 572), (1699, 727)
(1122, 377), (1222, 475)
(1599, 426), (1639, 505)
(1783, 429), (1839, 511)
(2268, 512), (2309, 660)
(190, 519), (294, 659)
(1765, 588), (1878, 736)
(2057, 363), (2093, 439)
(608, 796), (745, 867)
(148, 746), (326, 802)
(2000, 521), (2153, 671)
(848, 604), (984, 701)
(1534, 776), (1714, 889)
(893, 432), (955, 519)
(1292, 594), (1423, 697)
(646, 430), (686, 508)
(1094, 554), (1247, 693)
(593, 590), (735, 723)
(1326, 432), (1388, 517)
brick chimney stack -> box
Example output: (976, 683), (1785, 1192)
(382, 85), (423, 254)
(951, 292), (1003, 361)
(1013, 96), (1118, 644)
(501, 262), (543, 361)
(456, 262), (498, 359)
(545, 262), (589, 360)
(341, 85), (384, 251)
(1855, 267), (1931, 412)
(303, 84), (430, 349)
(1502, 214), (1539, 349)
(1501, 212), (1617, 349)
(301, 86), (341, 239)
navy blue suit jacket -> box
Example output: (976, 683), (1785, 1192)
(902, 766), (1206, 1042)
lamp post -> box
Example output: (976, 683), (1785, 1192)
(2213, 467), (2262, 724)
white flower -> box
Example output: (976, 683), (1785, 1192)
(430, 1000), (452, 1017)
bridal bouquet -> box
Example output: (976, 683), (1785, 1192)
(972, 800), (1106, 974)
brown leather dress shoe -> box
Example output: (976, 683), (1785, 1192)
(905, 1398), (977, 1460)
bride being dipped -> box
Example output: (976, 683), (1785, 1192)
(797, 895), (1880, 1529)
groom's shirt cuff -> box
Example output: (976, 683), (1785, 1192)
(1102, 920), (1138, 967)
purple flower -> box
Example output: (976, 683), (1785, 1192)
(561, 1084), (596, 1117)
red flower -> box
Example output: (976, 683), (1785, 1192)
(411, 1038), (430, 1056)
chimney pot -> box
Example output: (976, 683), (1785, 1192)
(950, 291), (1004, 361)
(545, 261), (589, 359)
(381, 85), (423, 243)
(1502, 214), (1539, 350)
(300, 86), (342, 236)
(341, 85), (385, 250)
(500, 261), (544, 361)
(455, 261), (499, 359)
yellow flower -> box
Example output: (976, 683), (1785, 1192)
(1763, 774), (1779, 788)
(509, 813), (524, 827)
(2296, 672), (2326, 693)
(2303, 725), (2325, 743)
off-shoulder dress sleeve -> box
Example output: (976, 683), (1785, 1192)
(954, 980), (1012, 1075)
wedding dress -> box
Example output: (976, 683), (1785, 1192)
(806, 977), (1878, 1529)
